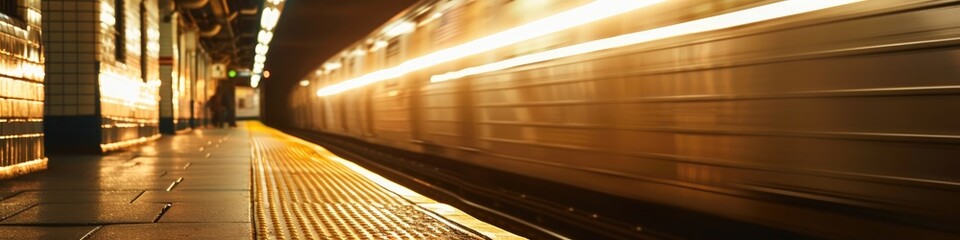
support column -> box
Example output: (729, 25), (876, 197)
(44, 0), (161, 153)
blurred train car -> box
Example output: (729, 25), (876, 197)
(290, 0), (960, 238)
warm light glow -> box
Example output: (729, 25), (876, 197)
(323, 62), (342, 72)
(99, 71), (155, 107)
(250, 1), (284, 86)
(100, 135), (161, 152)
(251, 75), (262, 88)
(430, 0), (861, 83)
(267, 128), (524, 240)
(100, 1), (116, 26)
(370, 40), (389, 51)
(316, 0), (662, 96)
(352, 48), (366, 57)
(299, 80), (310, 86)
(256, 43), (269, 55)
(261, 7), (281, 30)
(418, 12), (443, 27)
(0, 158), (47, 179)
(258, 30), (274, 44)
(384, 21), (416, 37)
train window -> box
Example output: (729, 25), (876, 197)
(346, 57), (355, 77)
(0, 0), (17, 19)
(115, 0), (127, 63)
(139, 1), (147, 82)
(386, 37), (401, 66)
(351, 53), (363, 76)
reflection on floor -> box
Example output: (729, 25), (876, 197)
(0, 121), (518, 239)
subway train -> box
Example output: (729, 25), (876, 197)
(289, 0), (960, 238)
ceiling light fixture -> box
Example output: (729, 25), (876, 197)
(250, 1), (287, 88)
(431, 0), (861, 83)
(316, 0), (662, 96)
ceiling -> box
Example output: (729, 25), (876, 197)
(176, 0), (262, 68)
(258, 0), (417, 126)
(177, 0), (416, 126)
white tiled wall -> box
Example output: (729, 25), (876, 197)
(43, 0), (161, 148)
(42, 0), (98, 117)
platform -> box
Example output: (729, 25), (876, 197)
(0, 122), (519, 239)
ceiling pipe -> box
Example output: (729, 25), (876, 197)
(240, 6), (258, 15)
(162, 0), (176, 12)
(207, 0), (239, 63)
(176, 0), (209, 10)
(199, 24), (222, 37)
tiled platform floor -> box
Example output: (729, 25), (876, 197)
(0, 125), (253, 239)
(0, 122), (518, 239)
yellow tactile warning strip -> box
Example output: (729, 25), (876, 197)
(248, 122), (523, 239)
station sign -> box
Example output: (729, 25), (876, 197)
(210, 64), (227, 79)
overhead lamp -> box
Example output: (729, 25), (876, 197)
(251, 75), (261, 88)
(261, 7), (281, 30)
(316, 0), (662, 96)
(258, 30), (274, 44)
(299, 80), (310, 86)
(256, 43), (269, 54)
(250, 0), (284, 87)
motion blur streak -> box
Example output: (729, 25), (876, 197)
(431, 0), (861, 82)
(316, 0), (662, 96)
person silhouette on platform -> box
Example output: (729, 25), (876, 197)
(206, 93), (225, 128)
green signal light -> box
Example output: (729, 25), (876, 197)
(228, 70), (238, 78)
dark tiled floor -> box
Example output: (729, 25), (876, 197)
(0, 226), (96, 240)
(3, 203), (170, 224)
(0, 127), (252, 239)
(90, 223), (252, 240)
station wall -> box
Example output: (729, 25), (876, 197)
(158, 7), (215, 134)
(0, 0), (44, 178)
(43, 0), (161, 153)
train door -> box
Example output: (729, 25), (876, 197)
(312, 80), (325, 132)
(363, 87), (375, 137)
(339, 95), (349, 133)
